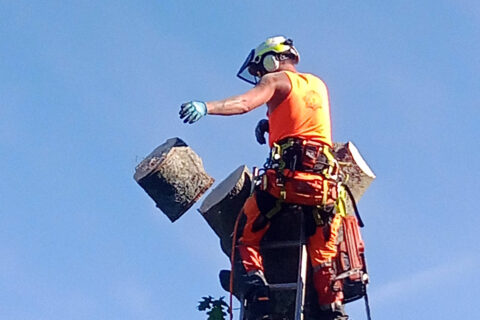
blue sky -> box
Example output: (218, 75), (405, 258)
(1, 1), (479, 319)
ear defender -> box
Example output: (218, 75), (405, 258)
(262, 54), (280, 73)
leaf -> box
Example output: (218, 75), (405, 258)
(198, 296), (213, 311)
(207, 306), (226, 320)
(212, 296), (229, 308)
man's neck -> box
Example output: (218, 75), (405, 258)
(278, 64), (297, 73)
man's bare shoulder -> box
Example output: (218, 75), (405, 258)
(258, 72), (292, 94)
(259, 71), (289, 84)
(261, 72), (292, 109)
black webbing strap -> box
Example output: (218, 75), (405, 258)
(364, 291), (372, 320)
(343, 184), (365, 228)
(265, 198), (284, 219)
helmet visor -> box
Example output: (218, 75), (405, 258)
(236, 49), (259, 85)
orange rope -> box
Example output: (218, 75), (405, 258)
(229, 208), (244, 320)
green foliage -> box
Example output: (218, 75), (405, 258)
(198, 296), (229, 320)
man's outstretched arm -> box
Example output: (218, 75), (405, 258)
(179, 73), (281, 123)
(205, 74), (277, 115)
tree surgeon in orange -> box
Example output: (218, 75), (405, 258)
(180, 36), (348, 320)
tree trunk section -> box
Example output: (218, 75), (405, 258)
(134, 137), (214, 222)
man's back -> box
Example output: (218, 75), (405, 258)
(268, 71), (332, 148)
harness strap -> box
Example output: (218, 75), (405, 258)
(322, 145), (340, 180)
(335, 185), (348, 218)
(265, 197), (284, 219)
(271, 139), (296, 172)
(261, 138), (342, 220)
(312, 206), (323, 226)
(322, 179), (329, 206)
(269, 138), (335, 175)
(323, 145), (336, 164)
(344, 184), (365, 228)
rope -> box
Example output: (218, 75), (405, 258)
(364, 292), (372, 320)
(229, 208), (244, 320)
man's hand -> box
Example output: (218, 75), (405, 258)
(255, 119), (269, 145)
(179, 101), (207, 124)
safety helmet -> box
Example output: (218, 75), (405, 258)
(237, 36), (300, 85)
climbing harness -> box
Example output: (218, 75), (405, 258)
(266, 138), (339, 178)
(256, 137), (341, 216)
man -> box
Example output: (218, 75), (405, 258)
(180, 36), (347, 320)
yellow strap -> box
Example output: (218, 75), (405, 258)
(322, 179), (329, 206)
(323, 145), (336, 164)
(335, 185), (348, 217)
(280, 139), (295, 150)
(271, 142), (280, 160)
(271, 142), (286, 170)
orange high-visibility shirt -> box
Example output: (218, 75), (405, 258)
(268, 71), (333, 148)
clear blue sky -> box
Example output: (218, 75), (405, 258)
(1, 1), (479, 319)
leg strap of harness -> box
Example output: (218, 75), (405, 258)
(265, 197), (284, 220)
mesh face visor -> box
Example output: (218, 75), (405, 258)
(236, 49), (260, 85)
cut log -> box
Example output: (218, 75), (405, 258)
(334, 142), (376, 214)
(198, 165), (252, 256)
(134, 137), (214, 222)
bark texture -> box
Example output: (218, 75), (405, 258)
(134, 137), (214, 222)
(334, 142), (376, 214)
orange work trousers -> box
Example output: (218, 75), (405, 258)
(238, 173), (343, 306)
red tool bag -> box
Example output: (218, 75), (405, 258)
(335, 215), (369, 303)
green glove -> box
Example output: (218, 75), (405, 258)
(179, 101), (207, 124)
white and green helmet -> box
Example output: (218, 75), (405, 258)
(237, 36), (300, 85)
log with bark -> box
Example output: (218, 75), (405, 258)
(134, 137), (214, 222)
